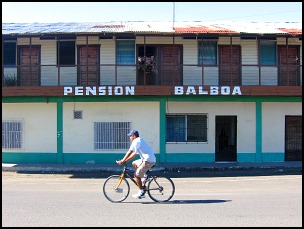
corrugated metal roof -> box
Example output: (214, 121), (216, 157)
(2, 21), (302, 35)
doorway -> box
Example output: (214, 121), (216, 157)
(285, 115), (302, 161)
(215, 116), (237, 161)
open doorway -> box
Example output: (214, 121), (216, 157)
(137, 45), (158, 85)
(215, 116), (237, 161)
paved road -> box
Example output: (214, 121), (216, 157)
(2, 171), (302, 227)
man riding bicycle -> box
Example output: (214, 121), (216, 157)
(116, 130), (156, 198)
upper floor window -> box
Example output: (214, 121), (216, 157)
(116, 40), (135, 65)
(260, 40), (276, 65)
(57, 41), (75, 66)
(166, 114), (208, 143)
(198, 41), (217, 65)
(3, 42), (17, 66)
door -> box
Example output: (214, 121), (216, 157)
(18, 46), (41, 86)
(215, 116), (237, 162)
(278, 46), (300, 86)
(219, 45), (241, 86)
(159, 45), (182, 85)
(77, 46), (100, 85)
(285, 116), (302, 161)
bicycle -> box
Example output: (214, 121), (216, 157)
(103, 162), (175, 203)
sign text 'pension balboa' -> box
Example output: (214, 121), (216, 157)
(63, 86), (242, 96)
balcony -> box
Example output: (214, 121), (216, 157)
(2, 62), (302, 97)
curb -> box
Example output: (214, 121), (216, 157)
(2, 162), (302, 173)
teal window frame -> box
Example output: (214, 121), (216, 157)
(166, 114), (208, 143)
(260, 40), (276, 65)
(116, 40), (135, 65)
(198, 41), (217, 65)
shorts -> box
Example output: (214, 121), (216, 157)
(133, 159), (156, 178)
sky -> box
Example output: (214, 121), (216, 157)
(2, 2), (302, 23)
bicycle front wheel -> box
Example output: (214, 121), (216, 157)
(103, 175), (130, 203)
(147, 176), (175, 202)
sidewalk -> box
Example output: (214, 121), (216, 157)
(2, 161), (302, 173)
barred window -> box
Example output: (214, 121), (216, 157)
(2, 120), (23, 149)
(166, 114), (208, 142)
(94, 122), (130, 150)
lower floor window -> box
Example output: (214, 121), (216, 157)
(94, 122), (130, 150)
(166, 114), (208, 143)
(2, 120), (23, 149)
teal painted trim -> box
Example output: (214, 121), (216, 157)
(2, 96), (49, 103)
(63, 153), (161, 164)
(262, 153), (285, 162)
(165, 153), (215, 163)
(166, 96), (302, 102)
(2, 153), (57, 164)
(2, 152), (284, 164)
(237, 153), (256, 162)
(57, 100), (63, 163)
(3, 95), (302, 103)
(159, 98), (167, 163)
(64, 153), (123, 164)
(256, 100), (262, 162)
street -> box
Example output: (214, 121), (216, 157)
(2, 171), (302, 227)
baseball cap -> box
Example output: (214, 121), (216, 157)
(127, 130), (139, 137)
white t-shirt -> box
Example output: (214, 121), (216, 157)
(129, 137), (156, 163)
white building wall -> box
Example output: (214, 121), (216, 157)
(241, 40), (259, 85)
(100, 39), (116, 85)
(262, 102), (302, 153)
(165, 102), (256, 154)
(63, 102), (160, 153)
(183, 39), (202, 85)
(2, 103), (57, 152)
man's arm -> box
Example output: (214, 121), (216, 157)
(117, 150), (136, 165)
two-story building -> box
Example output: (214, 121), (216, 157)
(2, 21), (302, 165)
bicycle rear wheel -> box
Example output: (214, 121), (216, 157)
(103, 175), (130, 203)
(147, 176), (175, 202)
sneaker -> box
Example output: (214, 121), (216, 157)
(132, 190), (145, 199)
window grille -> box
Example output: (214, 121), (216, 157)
(2, 120), (23, 149)
(166, 114), (208, 143)
(94, 122), (130, 150)
(73, 110), (83, 119)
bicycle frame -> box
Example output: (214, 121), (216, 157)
(117, 163), (159, 192)
(118, 164), (138, 187)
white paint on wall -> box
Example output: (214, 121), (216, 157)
(262, 102), (302, 153)
(63, 102), (160, 153)
(166, 102), (256, 154)
(2, 103), (57, 152)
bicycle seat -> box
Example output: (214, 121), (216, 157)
(146, 164), (156, 173)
